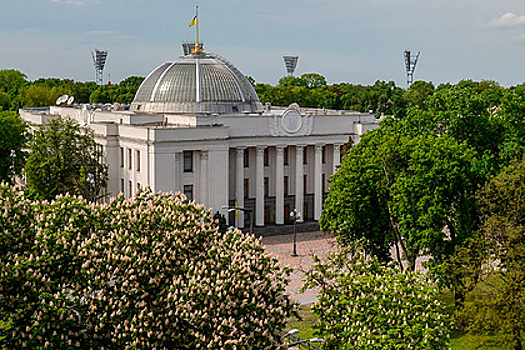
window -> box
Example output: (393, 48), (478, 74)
(284, 176), (289, 196)
(136, 150), (141, 171)
(304, 174), (308, 194)
(121, 178), (124, 193)
(120, 147), (124, 168)
(128, 149), (132, 170)
(244, 149), (250, 168)
(137, 182), (141, 190)
(264, 177), (269, 197)
(264, 148), (269, 166)
(183, 185), (194, 201)
(183, 151), (193, 172)
(284, 147), (289, 165)
(129, 180), (133, 196)
(303, 147), (308, 165)
(264, 206), (270, 224)
(244, 179), (250, 198)
(322, 146), (326, 164)
(322, 174), (326, 194)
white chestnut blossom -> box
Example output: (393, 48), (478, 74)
(0, 186), (296, 349)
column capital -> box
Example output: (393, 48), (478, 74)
(200, 150), (209, 160)
(315, 144), (323, 152)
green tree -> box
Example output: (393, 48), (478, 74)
(458, 158), (525, 350)
(321, 122), (480, 271)
(304, 246), (450, 349)
(25, 117), (108, 201)
(0, 187), (296, 349)
(0, 69), (27, 93)
(0, 112), (27, 183)
(0, 91), (10, 111)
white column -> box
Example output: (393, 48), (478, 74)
(235, 148), (245, 228)
(333, 143), (342, 175)
(314, 145), (323, 221)
(200, 151), (209, 205)
(175, 151), (183, 193)
(255, 146), (266, 226)
(295, 145), (304, 222)
(275, 146), (285, 225)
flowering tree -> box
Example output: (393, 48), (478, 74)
(304, 247), (450, 349)
(0, 187), (296, 349)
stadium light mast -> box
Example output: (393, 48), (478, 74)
(404, 50), (420, 88)
(92, 49), (108, 85)
(283, 55), (299, 76)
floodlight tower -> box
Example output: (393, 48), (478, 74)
(404, 50), (420, 87)
(91, 49), (108, 85)
(283, 55), (299, 76)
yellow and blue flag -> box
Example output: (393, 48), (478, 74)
(189, 15), (197, 27)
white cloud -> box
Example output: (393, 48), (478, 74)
(51, 0), (98, 5)
(88, 30), (120, 35)
(486, 12), (525, 28)
(513, 33), (525, 42)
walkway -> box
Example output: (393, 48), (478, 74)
(262, 231), (337, 305)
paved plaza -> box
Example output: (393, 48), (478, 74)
(262, 231), (337, 305)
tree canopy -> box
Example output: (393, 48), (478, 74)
(456, 158), (525, 350)
(25, 117), (108, 201)
(0, 187), (296, 349)
(0, 111), (27, 184)
(304, 246), (450, 349)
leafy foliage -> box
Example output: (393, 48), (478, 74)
(25, 117), (108, 202)
(304, 247), (450, 349)
(0, 187), (296, 349)
(321, 124), (480, 270)
(0, 112), (27, 183)
(456, 158), (525, 349)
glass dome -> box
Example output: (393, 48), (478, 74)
(131, 52), (262, 114)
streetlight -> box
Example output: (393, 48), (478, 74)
(290, 208), (301, 257)
(221, 205), (254, 235)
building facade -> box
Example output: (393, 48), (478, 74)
(20, 49), (377, 229)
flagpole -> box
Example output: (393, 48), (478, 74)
(195, 6), (201, 53)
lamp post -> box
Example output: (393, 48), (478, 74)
(290, 208), (300, 257)
(221, 205), (254, 235)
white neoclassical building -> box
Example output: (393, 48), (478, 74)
(20, 47), (377, 229)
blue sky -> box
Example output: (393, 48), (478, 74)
(1, 0), (524, 87)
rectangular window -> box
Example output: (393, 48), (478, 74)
(264, 148), (269, 166)
(137, 182), (141, 191)
(303, 147), (308, 165)
(284, 176), (289, 196)
(304, 174), (308, 194)
(322, 173), (326, 194)
(121, 178), (124, 193)
(120, 147), (124, 168)
(264, 177), (269, 197)
(183, 184), (194, 201)
(244, 178), (250, 198)
(284, 147), (289, 165)
(264, 206), (270, 224)
(322, 146), (326, 164)
(244, 149), (250, 168)
(129, 180), (133, 196)
(136, 150), (141, 171)
(128, 149), (132, 170)
(183, 151), (193, 172)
